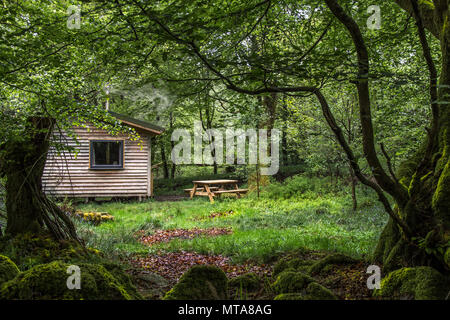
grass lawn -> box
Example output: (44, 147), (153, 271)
(73, 185), (388, 265)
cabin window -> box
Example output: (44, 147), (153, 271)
(90, 140), (124, 169)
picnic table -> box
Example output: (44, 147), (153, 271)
(185, 179), (248, 203)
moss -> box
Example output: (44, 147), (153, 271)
(273, 281), (337, 300)
(228, 273), (260, 291)
(373, 217), (401, 264)
(273, 257), (314, 277)
(418, 0), (434, 10)
(0, 233), (92, 270)
(309, 253), (357, 275)
(163, 265), (228, 300)
(0, 255), (20, 285)
(272, 271), (315, 294)
(0, 261), (133, 300)
(100, 262), (142, 300)
(274, 293), (304, 300)
(304, 282), (337, 300)
(445, 247), (450, 269)
(374, 266), (449, 300)
(432, 159), (450, 228)
(396, 141), (426, 188)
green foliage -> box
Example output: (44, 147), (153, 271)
(260, 175), (345, 200)
(163, 265), (228, 300)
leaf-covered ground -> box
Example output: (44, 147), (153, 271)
(130, 251), (272, 285)
(138, 227), (233, 245)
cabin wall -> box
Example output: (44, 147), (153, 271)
(42, 125), (152, 198)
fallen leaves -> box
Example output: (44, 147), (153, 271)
(130, 251), (272, 285)
(138, 227), (233, 245)
(207, 210), (235, 219)
(314, 261), (375, 300)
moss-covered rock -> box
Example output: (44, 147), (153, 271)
(0, 255), (20, 285)
(163, 265), (228, 300)
(272, 271), (315, 294)
(309, 253), (357, 275)
(134, 272), (169, 299)
(0, 233), (94, 271)
(228, 273), (260, 291)
(0, 260), (134, 300)
(100, 262), (142, 299)
(273, 282), (337, 300)
(304, 282), (337, 300)
(273, 257), (314, 277)
(374, 266), (449, 300)
(274, 293), (304, 300)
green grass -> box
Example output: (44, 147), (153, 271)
(73, 178), (388, 264)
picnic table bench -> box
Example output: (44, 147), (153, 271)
(187, 179), (248, 203)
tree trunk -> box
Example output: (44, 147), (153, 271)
(0, 117), (79, 241)
(325, 0), (449, 272)
(374, 7), (450, 272)
(160, 139), (169, 179)
(349, 164), (357, 211)
(2, 117), (54, 235)
(169, 112), (176, 179)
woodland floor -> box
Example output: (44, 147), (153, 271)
(72, 188), (386, 300)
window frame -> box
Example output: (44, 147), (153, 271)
(89, 139), (125, 170)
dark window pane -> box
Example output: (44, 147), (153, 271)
(91, 141), (123, 168)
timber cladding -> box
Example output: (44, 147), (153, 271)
(42, 124), (152, 198)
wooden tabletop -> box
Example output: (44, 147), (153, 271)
(192, 179), (239, 184)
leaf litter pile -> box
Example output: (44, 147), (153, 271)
(314, 261), (375, 299)
(130, 251), (272, 286)
(133, 226), (271, 285)
(138, 227), (233, 245)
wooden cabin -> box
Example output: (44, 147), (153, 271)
(42, 112), (164, 201)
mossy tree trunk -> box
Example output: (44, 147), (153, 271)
(325, 0), (449, 272)
(0, 117), (79, 241)
(1, 117), (54, 235)
(374, 0), (450, 273)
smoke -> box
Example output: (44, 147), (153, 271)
(107, 82), (173, 126)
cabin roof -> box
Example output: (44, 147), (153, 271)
(109, 111), (165, 135)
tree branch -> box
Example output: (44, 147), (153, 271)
(410, 0), (439, 171)
(314, 88), (412, 237)
(325, 0), (409, 206)
(380, 143), (399, 184)
(393, 0), (440, 38)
